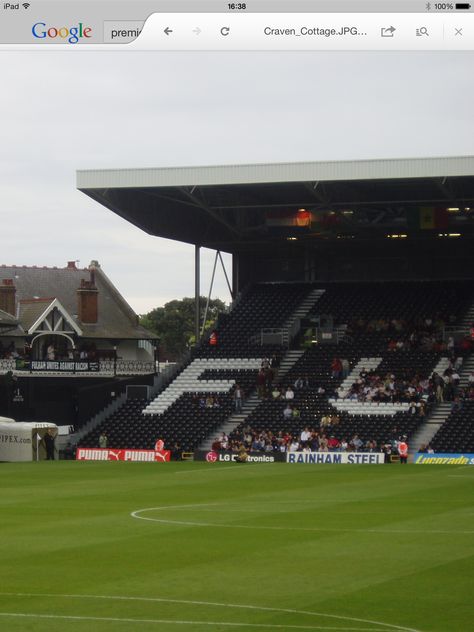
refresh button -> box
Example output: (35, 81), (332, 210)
(220, 26), (230, 36)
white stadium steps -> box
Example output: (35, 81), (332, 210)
(142, 358), (263, 416)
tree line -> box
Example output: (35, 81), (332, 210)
(140, 296), (226, 361)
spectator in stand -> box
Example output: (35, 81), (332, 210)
(309, 432), (320, 451)
(351, 434), (363, 451)
(283, 404), (293, 420)
(327, 436), (340, 451)
(451, 370), (460, 386)
(271, 386), (281, 399)
(233, 384), (244, 413)
(98, 432), (108, 449)
(433, 372), (445, 403)
(341, 358), (350, 378)
(300, 427), (311, 445)
(285, 386), (295, 400)
(220, 433), (229, 450)
(331, 357), (343, 379)
(289, 438), (300, 452)
(320, 414), (331, 428)
(447, 336), (455, 355)
(256, 369), (266, 398)
(319, 434), (328, 452)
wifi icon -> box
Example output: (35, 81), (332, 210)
(22, 2), (30, 8)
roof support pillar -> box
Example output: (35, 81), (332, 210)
(232, 253), (239, 298)
(194, 245), (201, 344)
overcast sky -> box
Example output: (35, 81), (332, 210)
(1, 50), (473, 313)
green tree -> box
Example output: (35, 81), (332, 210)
(140, 297), (227, 361)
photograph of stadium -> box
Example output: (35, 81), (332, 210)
(1, 3), (474, 631)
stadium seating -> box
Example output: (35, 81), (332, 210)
(429, 401), (474, 453)
(230, 344), (438, 448)
(79, 280), (474, 454)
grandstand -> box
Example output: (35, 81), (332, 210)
(75, 156), (474, 460)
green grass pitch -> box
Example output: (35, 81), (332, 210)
(0, 461), (473, 631)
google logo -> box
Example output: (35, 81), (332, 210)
(31, 22), (92, 44)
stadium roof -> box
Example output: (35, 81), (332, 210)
(77, 155), (474, 253)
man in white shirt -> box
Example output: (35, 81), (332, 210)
(300, 427), (311, 443)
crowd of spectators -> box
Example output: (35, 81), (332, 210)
(0, 341), (21, 359)
(192, 393), (226, 409)
(347, 315), (474, 356)
(215, 424), (411, 461)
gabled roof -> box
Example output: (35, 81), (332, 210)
(0, 308), (17, 328)
(21, 298), (83, 336)
(0, 263), (156, 340)
(19, 299), (55, 332)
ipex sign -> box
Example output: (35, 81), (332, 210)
(414, 453), (474, 465)
(287, 452), (385, 464)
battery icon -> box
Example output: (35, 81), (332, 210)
(455, 3), (471, 8)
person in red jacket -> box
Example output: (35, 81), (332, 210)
(398, 437), (408, 464)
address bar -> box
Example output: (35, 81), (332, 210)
(130, 13), (474, 50)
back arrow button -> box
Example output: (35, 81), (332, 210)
(164, 27), (173, 36)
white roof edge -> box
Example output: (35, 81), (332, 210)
(77, 155), (474, 190)
(0, 421), (58, 429)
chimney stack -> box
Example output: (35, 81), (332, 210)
(67, 261), (77, 270)
(0, 279), (16, 316)
(77, 274), (98, 324)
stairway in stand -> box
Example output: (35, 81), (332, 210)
(459, 352), (474, 388)
(199, 349), (305, 451)
(199, 393), (260, 451)
(409, 403), (453, 457)
(281, 288), (325, 347)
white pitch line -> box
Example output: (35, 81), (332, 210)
(0, 612), (387, 631)
(0, 592), (423, 632)
(131, 506), (474, 535)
